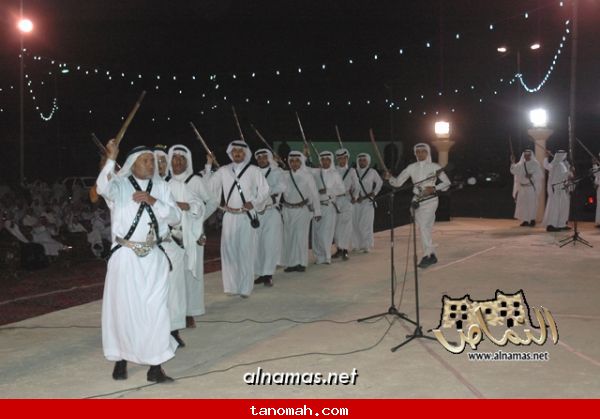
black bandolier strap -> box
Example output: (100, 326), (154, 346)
(342, 167), (351, 181)
(357, 168), (376, 207)
(224, 163), (257, 225)
(107, 176), (172, 271)
(185, 173), (197, 184)
(283, 170), (306, 206)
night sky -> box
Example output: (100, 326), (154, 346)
(1, 0), (599, 182)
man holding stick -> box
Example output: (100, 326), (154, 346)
(97, 139), (181, 383)
(383, 143), (450, 268)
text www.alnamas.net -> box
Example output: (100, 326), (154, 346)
(467, 350), (550, 361)
(244, 367), (358, 385)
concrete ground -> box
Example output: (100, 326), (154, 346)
(1, 218), (599, 399)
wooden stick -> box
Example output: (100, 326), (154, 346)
(575, 137), (600, 164)
(231, 105), (245, 141)
(368, 129), (389, 172)
(190, 122), (220, 168)
(250, 123), (288, 169)
(115, 91), (146, 147)
(334, 125), (344, 149)
(295, 112), (320, 167)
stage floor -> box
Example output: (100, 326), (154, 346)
(1, 218), (599, 398)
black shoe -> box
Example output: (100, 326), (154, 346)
(331, 249), (341, 259)
(546, 225), (560, 232)
(560, 226), (572, 231)
(254, 276), (265, 284)
(520, 221), (529, 227)
(112, 360), (127, 380)
(342, 250), (349, 261)
(529, 220), (536, 227)
(296, 265), (306, 272)
(147, 365), (174, 383)
(284, 267), (296, 273)
(186, 316), (196, 328)
(171, 330), (185, 348)
(418, 256), (431, 268)
(263, 275), (273, 287)
(429, 254), (438, 265)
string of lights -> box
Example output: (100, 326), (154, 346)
(513, 18), (571, 93)
(0, 2), (571, 122)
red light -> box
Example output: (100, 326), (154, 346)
(588, 196), (595, 205)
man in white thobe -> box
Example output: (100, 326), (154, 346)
(384, 143), (451, 268)
(168, 144), (218, 329)
(208, 141), (269, 297)
(353, 153), (383, 252)
(253, 149), (286, 287)
(281, 151), (321, 272)
(510, 149), (544, 227)
(542, 150), (572, 232)
(306, 151), (345, 265)
(151, 145), (186, 347)
(333, 148), (359, 260)
(97, 140), (181, 383)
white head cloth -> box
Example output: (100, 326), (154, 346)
(335, 148), (350, 167)
(226, 140), (251, 167)
(254, 148), (277, 168)
(414, 143), (432, 163)
(153, 146), (169, 179)
(168, 144), (194, 181)
(288, 151), (306, 171)
(118, 146), (160, 181)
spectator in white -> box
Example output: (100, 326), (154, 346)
(167, 144), (218, 328)
(65, 210), (88, 233)
(306, 151), (345, 265)
(383, 143), (451, 268)
(510, 149), (544, 227)
(3, 216), (30, 244)
(208, 141), (269, 297)
(87, 208), (111, 258)
(333, 148), (359, 260)
(31, 216), (68, 257)
(353, 153), (383, 252)
(22, 207), (38, 227)
(281, 151), (321, 272)
(253, 149), (286, 287)
(543, 150), (572, 232)
(97, 139), (181, 383)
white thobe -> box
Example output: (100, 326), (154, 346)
(31, 226), (65, 256)
(169, 174), (218, 317)
(209, 163), (269, 296)
(255, 166), (286, 276)
(542, 158), (571, 228)
(389, 161), (451, 256)
(511, 160), (543, 223)
(97, 159), (181, 365)
(334, 166), (359, 250)
(308, 167), (345, 264)
(353, 167), (383, 251)
(281, 169), (321, 268)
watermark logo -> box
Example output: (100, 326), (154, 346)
(432, 290), (559, 354)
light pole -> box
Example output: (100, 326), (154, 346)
(432, 120), (453, 167)
(527, 108), (553, 222)
(497, 43), (541, 152)
(17, 12), (33, 185)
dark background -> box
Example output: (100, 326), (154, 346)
(0, 0), (599, 188)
